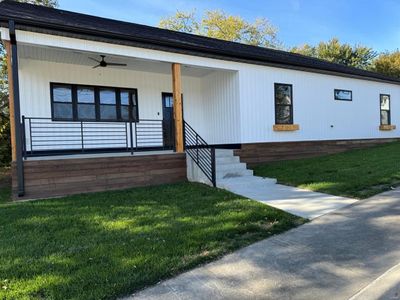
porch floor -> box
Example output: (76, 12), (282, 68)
(25, 150), (175, 161)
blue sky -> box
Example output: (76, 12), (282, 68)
(58, 0), (400, 52)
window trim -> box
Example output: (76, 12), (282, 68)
(274, 83), (293, 125)
(334, 89), (353, 101)
(380, 94), (391, 126)
(50, 82), (139, 122)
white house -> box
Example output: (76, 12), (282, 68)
(1, 1), (399, 199)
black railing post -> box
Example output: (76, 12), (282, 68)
(80, 121), (84, 152)
(21, 115), (26, 160)
(211, 147), (216, 187)
(129, 120), (134, 155)
(196, 134), (199, 162)
(29, 118), (32, 155)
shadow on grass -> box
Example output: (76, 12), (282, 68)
(0, 182), (305, 300)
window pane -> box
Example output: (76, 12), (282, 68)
(381, 111), (390, 125)
(334, 89), (352, 101)
(78, 87), (95, 103)
(53, 85), (72, 103)
(381, 95), (390, 110)
(100, 89), (116, 104)
(276, 105), (292, 124)
(100, 105), (117, 120)
(121, 105), (130, 120)
(53, 103), (73, 119)
(121, 91), (129, 105)
(78, 104), (96, 120)
(275, 85), (292, 105)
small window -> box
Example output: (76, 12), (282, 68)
(334, 89), (352, 101)
(77, 86), (96, 120)
(275, 83), (293, 124)
(52, 84), (73, 120)
(380, 94), (391, 125)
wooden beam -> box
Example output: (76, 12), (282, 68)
(4, 41), (16, 161)
(172, 63), (184, 153)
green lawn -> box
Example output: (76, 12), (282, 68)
(0, 182), (305, 300)
(254, 141), (400, 199)
(0, 167), (11, 204)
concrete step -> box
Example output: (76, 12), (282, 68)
(217, 162), (247, 172)
(216, 156), (240, 164)
(217, 175), (277, 188)
(216, 169), (253, 179)
(215, 149), (234, 158)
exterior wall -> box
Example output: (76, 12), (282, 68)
(200, 71), (240, 144)
(238, 65), (400, 143)
(13, 153), (187, 200)
(235, 138), (400, 167)
(9, 29), (400, 149)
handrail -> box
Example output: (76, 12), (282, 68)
(22, 116), (166, 157)
(184, 120), (216, 187)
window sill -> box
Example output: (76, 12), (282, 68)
(273, 124), (300, 131)
(379, 125), (396, 131)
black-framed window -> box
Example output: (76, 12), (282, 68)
(380, 94), (391, 125)
(334, 89), (352, 101)
(275, 83), (293, 124)
(51, 83), (138, 122)
(52, 84), (73, 120)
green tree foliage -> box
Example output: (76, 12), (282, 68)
(159, 10), (280, 48)
(0, 0), (58, 166)
(291, 38), (377, 69)
(373, 51), (400, 79)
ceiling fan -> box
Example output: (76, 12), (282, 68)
(88, 55), (127, 69)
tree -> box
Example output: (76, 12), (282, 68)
(291, 38), (377, 69)
(159, 10), (280, 48)
(373, 51), (400, 79)
(0, 0), (58, 166)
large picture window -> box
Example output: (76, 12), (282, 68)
(380, 94), (391, 125)
(274, 83), (293, 124)
(51, 83), (138, 122)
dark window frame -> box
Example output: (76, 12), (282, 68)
(334, 89), (353, 101)
(380, 94), (391, 125)
(274, 83), (294, 125)
(50, 82), (139, 122)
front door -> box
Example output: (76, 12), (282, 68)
(162, 93), (175, 149)
(162, 92), (183, 150)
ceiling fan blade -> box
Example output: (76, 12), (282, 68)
(88, 57), (101, 63)
(107, 63), (127, 66)
(92, 65), (101, 69)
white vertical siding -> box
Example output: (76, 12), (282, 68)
(199, 71), (240, 144)
(238, 64), (400, 143)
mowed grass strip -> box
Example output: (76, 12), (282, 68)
(0, 182), (305, 300)
(254, 141), (400, 199)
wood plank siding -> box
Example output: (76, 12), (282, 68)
(234, 138), (400, 167)
(12, 153), (187, 200)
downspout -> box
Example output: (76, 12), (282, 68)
(9, 20), (24, 197)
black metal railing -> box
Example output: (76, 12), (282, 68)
(184, 120), (216, 187)
(22, 116), (166, 157)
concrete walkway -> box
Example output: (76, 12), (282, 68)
(218, 175), (358, 219)
(126, 188), (400, 300)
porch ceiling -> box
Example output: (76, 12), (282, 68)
(18, 44), (217, 77)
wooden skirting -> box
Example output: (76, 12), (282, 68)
(234, 138), (400, 167)
(12, 153), (187, 200)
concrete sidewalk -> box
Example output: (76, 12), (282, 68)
(125, 188), (400, 300)
(218, 176), (358, 219)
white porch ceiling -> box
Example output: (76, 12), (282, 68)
(18, 44), (216, 77)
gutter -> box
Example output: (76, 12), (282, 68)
(9, 20), (25, 197)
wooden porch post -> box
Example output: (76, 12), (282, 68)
(4, 41), (16, 161)
(172, 63), (184, 153)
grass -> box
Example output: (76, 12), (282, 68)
(254, 141), (400, 199)
(0, 181), (305, 300)
(0, 166), (11, 204)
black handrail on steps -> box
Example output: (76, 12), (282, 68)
(183, 121), (216, 187)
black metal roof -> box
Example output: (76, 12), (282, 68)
(1, 0), (399, 84)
